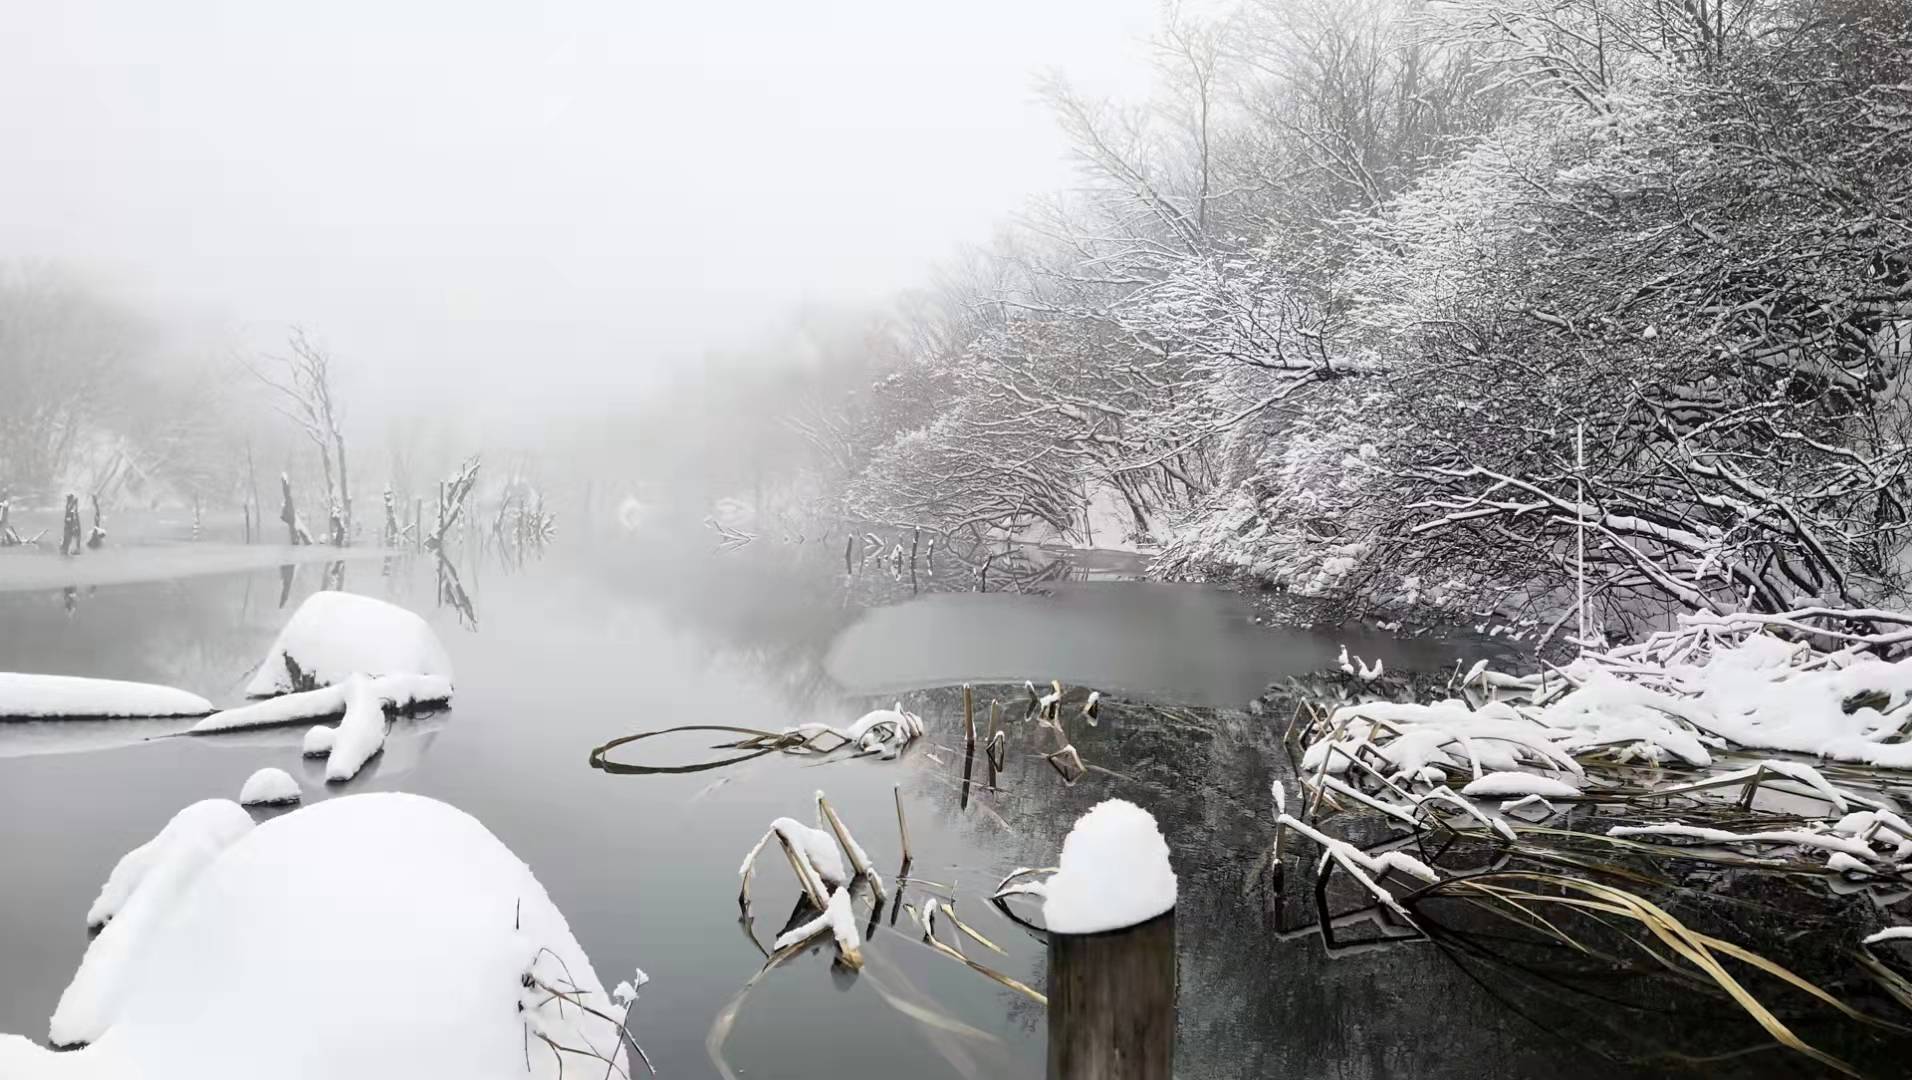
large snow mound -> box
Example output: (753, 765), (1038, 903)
(5, 793), (628, 1079)
(0, 673), (211, 720)
(243, 591), (453, 697)
(58, 799), (255, 1046)
(1042, 798), (1178, 934)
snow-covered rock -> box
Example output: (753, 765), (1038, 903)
(58, 799), (256, 1046)
(0, 673), (211, 720)
(5, 793), (628, 1079)
(243, 591), (452, 698)
(237, 768), (300, 806)
(1042, 798), (1177, 934)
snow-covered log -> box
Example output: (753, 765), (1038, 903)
(0, 674), (212, 721)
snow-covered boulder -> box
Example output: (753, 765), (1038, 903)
(6, 793), (629, 1079)
(244, 591), (452, 698)
(237, 768), (300, 806)
(58, 799), (256, 1046)
(1043, 798), (1178, 934)
(0, 673), (211, 720)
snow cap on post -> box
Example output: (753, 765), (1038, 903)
(1043, 798), (1177, 934)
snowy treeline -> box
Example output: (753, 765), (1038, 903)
(707, 0), (1912, 642)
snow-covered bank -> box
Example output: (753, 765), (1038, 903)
(1308, 616), (1912, 783)
(244, 591), (453, 697)
(0, 673), (211, 721)
(3, 793), (632, 1079)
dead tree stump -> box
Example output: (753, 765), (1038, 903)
(59, 494), (83, 556)
(1047, 909), (1176, 1080)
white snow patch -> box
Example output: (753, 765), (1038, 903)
(57, 799), (255, 1046)
(1461, 772), (1583, 799)
(7, 793), (628, 1079)
(237, 768), (300, 807)
(302, 725), (335, 757)
(770, 817), (847, 889)
(1042, 799), (1177, 934)
(243, 591), (453, 698)
(1864, 927), (1912, 945)
(772, 886), (862, 963)
(192, 674), (449, 735)
(324, 676), (389, 782)
(0, 674), (211, 720)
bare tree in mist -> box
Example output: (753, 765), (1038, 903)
(251, 328), (352, 544)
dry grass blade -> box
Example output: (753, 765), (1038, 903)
(944, 908), (1008, 955)
(817, 792), (886, 903)
(1441, 871), (1863, 1076)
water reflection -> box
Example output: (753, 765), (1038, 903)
(1, 535), (1901, 1078)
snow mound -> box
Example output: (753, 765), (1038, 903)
(7, 793), (628, 1080)
(243, 591), (452, 698)
(237, 768), (300, 806)
(302, 724), (335, 757)
(1461, 772), (1583, 798)
(0, 673), (211, 720)
(1042, 798), (1177, 934)
(58, 799), (256, 1046)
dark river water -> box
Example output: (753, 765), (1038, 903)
(0, 531), (1896, 1078)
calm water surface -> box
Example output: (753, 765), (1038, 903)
(0, 534), (1862, 1078)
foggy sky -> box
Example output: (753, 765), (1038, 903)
(0, 0), (1155, 426)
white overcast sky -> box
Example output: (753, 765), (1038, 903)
(0, 0), (1158, 420)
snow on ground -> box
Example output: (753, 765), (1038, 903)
(0, 673), (211, 720)
(1043, 798), (1177, 934)
(243, 591), (453, 697)
(56, 799), (255, 1046)
(237, 768), (300, 806)
(2, 793), (628, 1079)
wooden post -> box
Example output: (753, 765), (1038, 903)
(1048, 910), (1176, 1080)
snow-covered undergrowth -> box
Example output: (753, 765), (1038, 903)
(737, 792), (890, 970)
(243, 590), (453, 697)
(780, 704), (925, 759)
(0, 673), (211, 720)
(1286, 612), (1912, 942)
(2, 793), (634, 1079)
